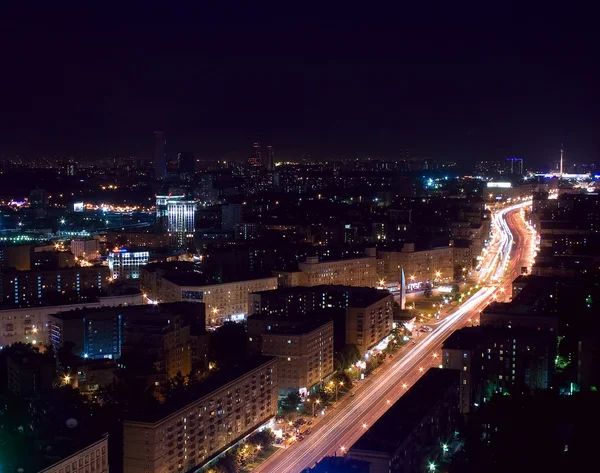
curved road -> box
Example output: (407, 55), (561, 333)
(254, 200), (533, 473)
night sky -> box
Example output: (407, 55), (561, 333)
(0, 4), (598, 166)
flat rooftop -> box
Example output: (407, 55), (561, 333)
(260, 317), (332, 336)
(252, 285), (391, 307)
(125, 356), (276, 424)
(350, 369), (458, 455)
(49, 301), (204, 321)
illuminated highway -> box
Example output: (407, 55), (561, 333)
(253, 199), (533, 473)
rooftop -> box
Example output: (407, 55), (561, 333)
(261, 317), (333, 336)
(49, 301), (205, 323)
(125, 356), (276, 424)
(442, 326), (483, 350)
(350, 369), (458, 455)
(252, 285), (392, 307)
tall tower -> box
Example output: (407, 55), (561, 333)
(167, 199), (197, 249)
(266, 145), (275, 171)
(154, 131), (167, 180)
(560, 144), (564, 177)
(248, 142), (262, 167)
(399, 267), (407, 310)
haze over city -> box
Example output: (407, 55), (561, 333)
(1, 4), (598, 166)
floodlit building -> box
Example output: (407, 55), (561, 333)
(167, 199), (196, 248)
(123, 357), (278, 473)
(70, 239), (100, 260)
(107, 248), (149, 280)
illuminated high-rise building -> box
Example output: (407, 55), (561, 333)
(248, 142), (262, 167)
(167, 199), (196, 248)
(266, 145), (275, 171)
(154, 131), (167, 179)
(560, 144), (564, 177)
(505, 157), (524, 175)
(155, 194), (185, 233)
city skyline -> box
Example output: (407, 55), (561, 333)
(0, 5), (598, 166)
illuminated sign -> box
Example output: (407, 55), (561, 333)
(486, 182), (512, 188)
(73, 202), (84, 212)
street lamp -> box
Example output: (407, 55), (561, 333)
(308, 398), (321, 417)
(429, 462), (436, 472)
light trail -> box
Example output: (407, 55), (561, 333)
(253, 199), (532, 473)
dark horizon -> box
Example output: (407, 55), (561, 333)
(0, 5), (598, 167)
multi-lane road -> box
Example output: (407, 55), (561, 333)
(254, 199), (533, 473)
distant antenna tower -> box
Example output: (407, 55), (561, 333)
(560, 144), (564, 177)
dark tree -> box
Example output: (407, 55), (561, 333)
(209, 322), (248, 367)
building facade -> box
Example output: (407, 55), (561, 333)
(167, 200), (196, 248)
(261, 319), (334, 393)
(107, 248), (149, 280)
(2, 266), (110, 306)
(70, 239), (100, 260)
(248, 285), (393, 355)
(140, 265), (278, 325)
(345, 291), (393, 354)
(0, 293), (142, 348)
(289, 250), (378, 288)
(377, 243), (454, 287)
(38, 436), (109, 473)
(123, 357), (278, 473)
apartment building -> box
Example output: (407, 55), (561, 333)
(0, 292), (142, 348)
(294, 250), (378, 288)
(348, 370), (459, 473)
(249, 285), (393, 355)
(443, 326), (555, 414)
(141, 263), (277, 325)
(377, 243), (454, 286)
(260, 319), (334, 393)
(123, 357), (278, 473)
(2, 265), (110, 306)
(345, 289), (393, 354)
(38, 435), (109, 473)
(48, 303), (205, 372)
